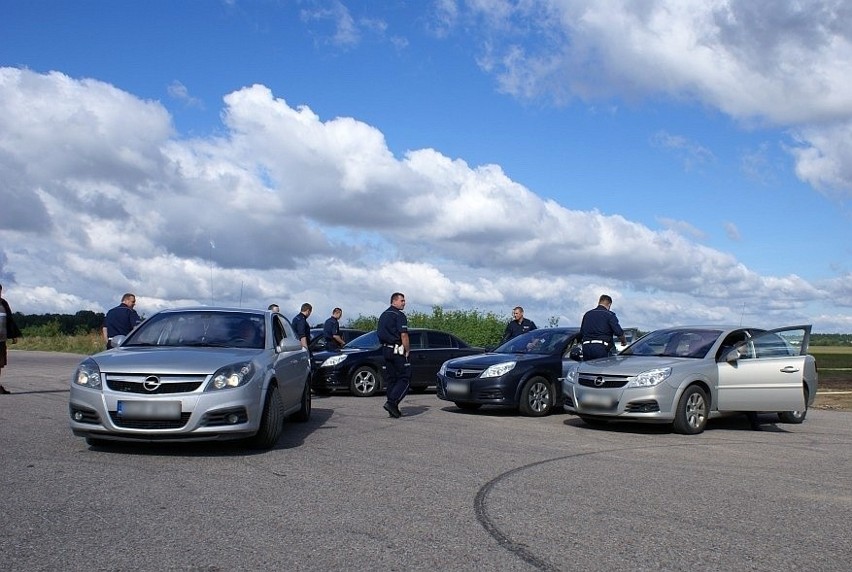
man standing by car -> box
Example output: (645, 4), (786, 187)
(378, 292), (410, 419)
(292, 303), (312, 350)
(102, 293), (142, 349)
(502, 306), (537, 343)
(323, 307), (346, 350)
(0, 284), (23, 395)
(579, 294), (626, 360)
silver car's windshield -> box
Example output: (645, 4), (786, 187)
(622, 329), (722, 359)
(124, 311), (266, 349)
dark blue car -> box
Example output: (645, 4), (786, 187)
(436, 327), (580, 417)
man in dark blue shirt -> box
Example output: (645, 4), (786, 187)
(377, 292), (410, 418)
(502, 306), (537, 343)
(579, 294), (626, 360)
(102, 293), (142, 349)
(322, 307), (345, 350)
(291, 303), (313, 350)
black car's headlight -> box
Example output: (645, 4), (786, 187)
(208, 362), (255, 391)
(321, 354), (348, 368)
(481, 361), (516, 378)
(73, 358), (102, 390)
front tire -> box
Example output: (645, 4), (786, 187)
(248, 385), (284, 449)
(778, 386), (809, 423)
(350, 366), (380, 397)
(518, 376), (554, 417)
(672, 385), (709, 434)
(292, 378), (312, 422)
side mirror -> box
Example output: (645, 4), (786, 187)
(568, 346), (583, 362)
(111, 335), (127, 348)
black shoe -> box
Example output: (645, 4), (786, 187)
(383, 402), (401, 418)
(0, 385), (10, 395)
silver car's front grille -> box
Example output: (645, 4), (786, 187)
(108, 412), (192, 429)
(577, 374), (630, 389)
(105, 373), (207, 394)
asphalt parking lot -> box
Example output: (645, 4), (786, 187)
(2, 351), (851, 571)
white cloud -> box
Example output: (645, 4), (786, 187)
(0, 67), (844, 330)
(455, 0), (852, 197)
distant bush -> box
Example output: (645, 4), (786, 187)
(347, 306), (509, 348)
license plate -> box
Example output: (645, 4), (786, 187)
(117, 400), (181, 420)
(445, 380), (468, 397)
(579, 392), (614, 409)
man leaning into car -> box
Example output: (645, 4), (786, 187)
(579, 294), (626, 360)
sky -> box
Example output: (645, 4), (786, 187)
(1, 0), (851, 333)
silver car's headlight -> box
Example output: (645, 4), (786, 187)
(321, 354), (348, 368)
(481, 361), (516, 378)
(208, 362), (255, 390)
(627, 367), (672, 388)
(73, 359), (102, 390)
(562, 363), (580, 384)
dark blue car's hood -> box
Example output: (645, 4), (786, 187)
(444, 351), (550, 368)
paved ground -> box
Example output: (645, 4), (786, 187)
(2, 351), (851, 571)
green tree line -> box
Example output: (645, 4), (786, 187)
(10, 310), (852, 348)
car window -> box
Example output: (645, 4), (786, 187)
(624, 329), (722, 359)
(124, 311), (265, 348)
(408, 331), (423, 349)
(752, 332), (797, 358)
(348, 331), (380, 350)
(273, 315), (286, 347)
(426, 331), (453, 349)
(496, 330), (577, 355)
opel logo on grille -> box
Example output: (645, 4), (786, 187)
(594, 376), (605, 387)
(143, 376), (162, 392)
(454, 369), (464, 378)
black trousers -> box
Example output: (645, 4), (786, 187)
(382, 347), (411, 406)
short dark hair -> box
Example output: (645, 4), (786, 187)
(300, 302), (312, 312)
(598, 294), (613, 305)
(390, 292), (405, 303)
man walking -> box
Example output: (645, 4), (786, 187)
(579, 294), (626, 361)
(377, 292), (410, 418)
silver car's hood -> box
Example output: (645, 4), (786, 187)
(89, 346), (265, 374)
(578, 355), (701, 375)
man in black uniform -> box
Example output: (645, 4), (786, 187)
(502, 306), (537, 343)
(579, 294), (626, 361)
(377, 292), (410, 418)
(102, 293), (142, 349)
(322, 307), (346, 350)
(291, 302), (313, 350)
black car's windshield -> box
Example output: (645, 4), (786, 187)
(622, 329), (721, 359)
(495, 330), (578, 356)
(124, 311), (266, 349)
(347, 331), (381, 350)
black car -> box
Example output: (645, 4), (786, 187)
(308, 327), (367, 352)
(311, 329), (485, 397)
(436, 327), (580, 416)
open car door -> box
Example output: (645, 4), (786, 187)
(716, 325), (811, 412)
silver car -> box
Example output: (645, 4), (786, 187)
(562, 325), (817, 434)
(69, 307), (312, 448)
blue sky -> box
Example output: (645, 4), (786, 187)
(1, 0), (850, 332)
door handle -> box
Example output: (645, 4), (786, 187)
(780, 366), (800, 373)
